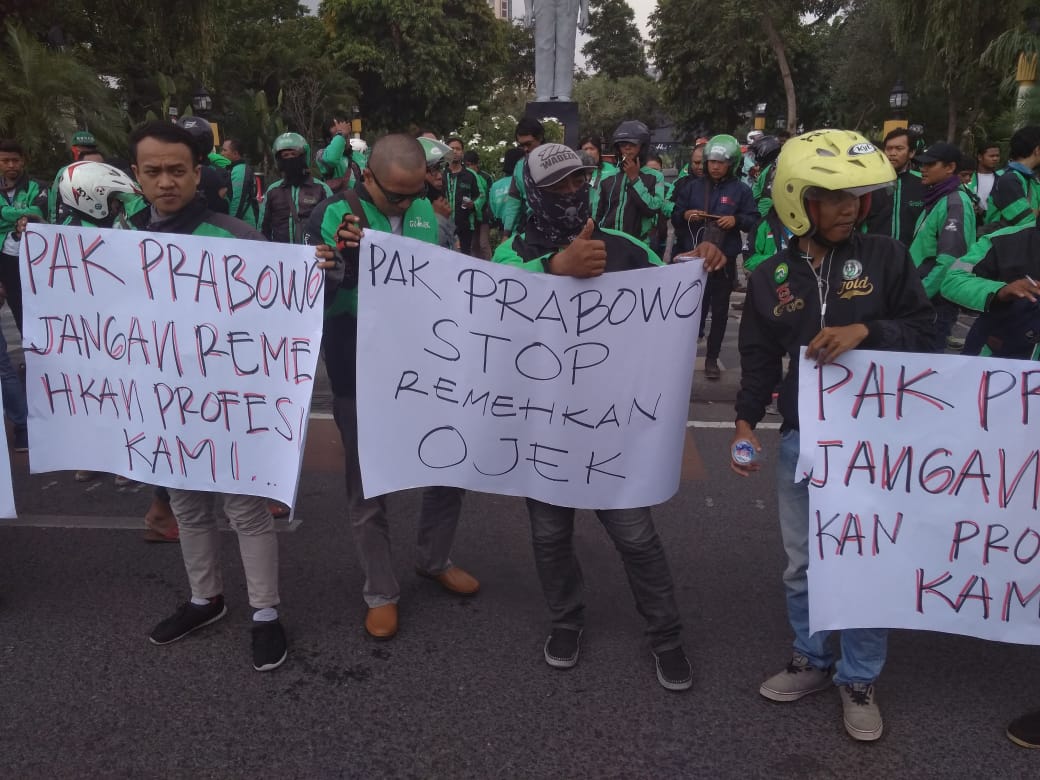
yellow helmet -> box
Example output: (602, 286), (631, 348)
(772, 129), (895, 236)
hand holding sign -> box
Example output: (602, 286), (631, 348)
(996, 276), (1040, 304)
(674, 241), (727, 272)
(549, 219), (606, 278)
(806, 324), (869, 365)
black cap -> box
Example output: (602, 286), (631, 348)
(916, 142), (962, 165)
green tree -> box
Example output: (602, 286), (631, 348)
(582, 0), (647, 79)
(0, 23), (126, 173)
(320, 0), (508, 133)
(573, 75), (661, 140)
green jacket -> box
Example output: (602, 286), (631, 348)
(317, 135), (365, 185)
(228, 160), (259, 227)
(304, 186), (438, 397)
(595, 166), (666, 244)
(744, 210), (790, 273)
(752, 162), (775, 217)
(983, 165), (1040, 229)
(501, 162), (528, 234)
(1, 174), (47, 252)
(941, 223), (1040, 360)
(305, 188), (438, 318)
(588, 161), (618, 218)
(908, 186), (976, 299)
(492, 226), (662, 273)
(488, 175), (512, 226)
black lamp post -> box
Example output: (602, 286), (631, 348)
(192, 85), (213, 118)
(884, 79), (910, 138)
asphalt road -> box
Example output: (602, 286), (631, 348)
(1, 304), (1034, 779)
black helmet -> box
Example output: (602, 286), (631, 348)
(750, 135), (782, 167)
(178, 115), (215, 158)
(612, 120), (651, 163)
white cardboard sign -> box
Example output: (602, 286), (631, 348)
(356, 232), (706, 509)
(798, 348), (1040, 644)
(19, 224), (323, 505)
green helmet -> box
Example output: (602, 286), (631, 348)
(703, 134), (741, 172)
(273, 132), (310, 165)
(71, 130), (97, 148)
(418, 137), (452, 167)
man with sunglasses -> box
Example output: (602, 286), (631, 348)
(307, 134), (479, 641)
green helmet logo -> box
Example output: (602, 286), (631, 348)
(273, 132), (310, 165)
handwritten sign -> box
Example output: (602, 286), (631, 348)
(356, 232), (706, 509)
(797, 348), (1040, 644)
(19, 224), (323, 505)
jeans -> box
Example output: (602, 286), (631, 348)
(332, 395), (465, 607)
(0, 323), (26, 432)
(167, 489), (279, 609)
(776, 429), (887, 684)
(526, 498), (682, 651)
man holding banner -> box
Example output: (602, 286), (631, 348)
(122, 121), (297, 671)
(308, 134), (479, 641)
(730, 130), (934, 739)
(492, 143), (726, 690)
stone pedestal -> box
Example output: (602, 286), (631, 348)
(524, 101), (580, 150)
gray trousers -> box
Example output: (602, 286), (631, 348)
(534, 0), (580, 101)
(333, 395), (465, 607)
(526, 498), (683, 651)
(167, 489), (279, 609)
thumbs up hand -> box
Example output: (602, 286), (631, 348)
(549, 219), (607, 278)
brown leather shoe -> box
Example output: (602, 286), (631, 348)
(364, 604), (398, 640)
(417, 566), (480, 596)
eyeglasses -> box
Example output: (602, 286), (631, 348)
(368, 168), (425, 205)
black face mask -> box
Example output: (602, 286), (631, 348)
(277, 155), (308, 183)
(522, 163), (591, 247)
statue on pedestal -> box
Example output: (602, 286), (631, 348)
(524, 0), (589, 102)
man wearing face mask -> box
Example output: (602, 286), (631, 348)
(493, 143), (727, 691)
(260, 133), (332, 244)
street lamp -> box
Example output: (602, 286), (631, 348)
(754, 102), (767, 132)
(350, 104), (363, 138)
(883, 79), (910, 139)
(192, 85), (213, 117)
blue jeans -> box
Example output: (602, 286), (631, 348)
(0, 324), (26, 432)
(776, 429), (887, 684)
(526, 498), (682, 652)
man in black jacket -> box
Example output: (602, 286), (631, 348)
(732, 130), (934, 742)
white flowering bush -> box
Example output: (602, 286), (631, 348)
(449, 107), (564, 178)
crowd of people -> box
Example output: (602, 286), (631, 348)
(1, 111), (1038, 748)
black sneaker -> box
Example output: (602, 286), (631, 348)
(1008, 708), (1040, 748)
(543, 627), (582, 669)
(251, 620), (287, 672)
(653, 646), (693, 691)
(149, 596), (227, 645)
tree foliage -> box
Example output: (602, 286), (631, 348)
(573, 75), (661, 140)
(320, 0), (508, 133)
(582, 0), (647, 80)
(0, 22), (126, 171)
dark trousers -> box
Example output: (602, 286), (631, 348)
(699, 259), (736, 361)
(931, 299), (958, 354)
(526, 498), (683, 651)
(455, 223), (474, 256)
(0, 252), (23, 333)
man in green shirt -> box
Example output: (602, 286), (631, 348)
(307, 134), (479, 642)
(219, 137), (259, 227)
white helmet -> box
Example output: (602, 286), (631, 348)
(747, 130), (765, 145)
(349, 138), (368, 155)
(58, 161), (141, 220)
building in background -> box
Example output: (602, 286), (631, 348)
(487, 0), (511, 20)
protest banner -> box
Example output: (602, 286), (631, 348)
(797, 348), (1040, 644)
(19, 224), (323, 506)
(356, 233), (706, 509)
